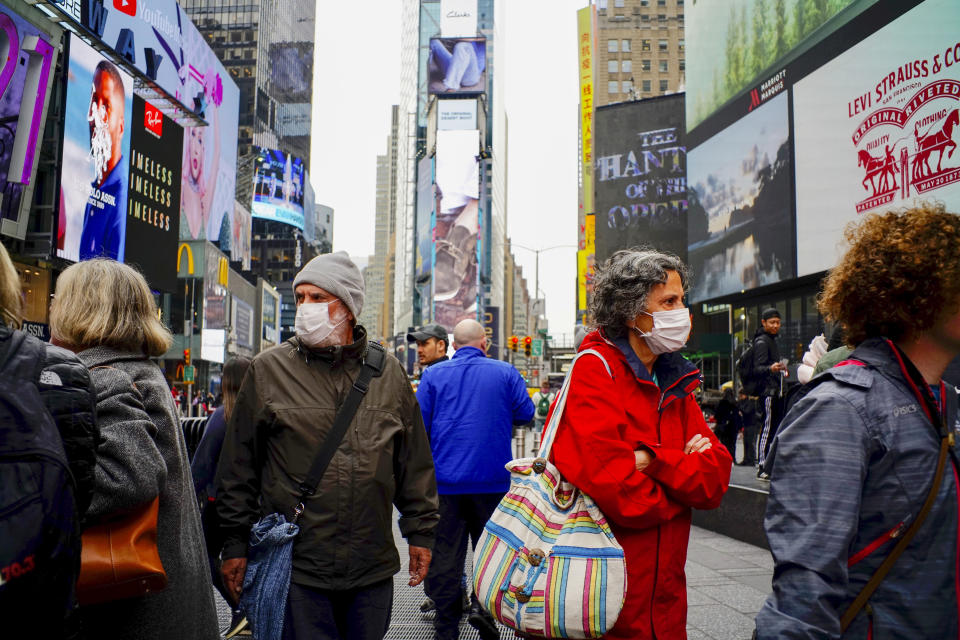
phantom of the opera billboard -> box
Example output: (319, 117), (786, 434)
(593, 94), (687, 265)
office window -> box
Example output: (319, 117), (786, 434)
(679, 39), (685, 51)
(641, 14), (650, 22)
(660, 79), (669, 91)
(658, 0), (666, 5)
(642, 39), (651, 51)
(608, 81), (619, 94)
(679, 13), (684, 21)
(642, 59), (651, 71)
(642, 79), (651, 92)
(679, 59), (686, 71)
(658, 14), (666, 22)
(622, 39), (631, 52)
(622, 59), (632, 73)
(608, 39), (619, 53)
(640, 0), (649, 5)
(659, 39), (668, 52)
(622, 80), (633, 94)
(608, 60), (619, 73)
(659, 60), (668, 72)
(614, 0), (625, 6)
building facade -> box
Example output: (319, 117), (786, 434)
(595, 0), (686, 106)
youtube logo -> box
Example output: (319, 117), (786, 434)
(114, 0), (136, 17)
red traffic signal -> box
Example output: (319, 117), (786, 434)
(183, 348), (191, 365)
(524, 336), (532, 356)
(510, 335), (519, 351)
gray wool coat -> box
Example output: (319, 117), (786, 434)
(77, 347), (218, 640)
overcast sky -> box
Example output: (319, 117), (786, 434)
(312, 0), (585, 338)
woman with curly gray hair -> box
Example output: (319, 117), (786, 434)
(548, 248), (732, 639)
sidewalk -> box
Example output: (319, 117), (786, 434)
(215, 524), (773, 640)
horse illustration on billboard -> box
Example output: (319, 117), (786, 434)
(913, 108), (958, 180)
(857, 145), (898, 196)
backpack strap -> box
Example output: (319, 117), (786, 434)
(292, 342), (386, 522)
(840, 379), (954, 631)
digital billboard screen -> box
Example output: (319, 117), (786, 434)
(687, 92), (795, 302)
(594, 94), (687, 265)
(428, 37), (487, 96)
(793, 0), (960, 276)
(0, 3), (57, 236)
(686, 0), (878, 131)
(251, 147), (306, 230)
(125, 96), (182, 292)
(57, 34), (134, 264)
(416, 155), (434, 282)
(434, 129), (480, 328)
(178, 17), (240, 245)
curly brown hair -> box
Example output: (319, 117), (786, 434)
(819, 202), (960, 345)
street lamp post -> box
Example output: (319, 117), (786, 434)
(512, 243), (578, 326)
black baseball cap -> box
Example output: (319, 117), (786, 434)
(761, 308), (781, 321)
(406, 324), (448, 343)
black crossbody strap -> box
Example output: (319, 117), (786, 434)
(291, 342), (386, 522)
(840, 381), (956, 631)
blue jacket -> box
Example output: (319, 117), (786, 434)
(756, 338), (960, 639)
(417, 346), (534, 495)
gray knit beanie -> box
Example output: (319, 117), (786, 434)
(292, 251), (365, 319)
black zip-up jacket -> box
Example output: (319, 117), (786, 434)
(751, 331), (782, 397)
(217, 326), (439, 590)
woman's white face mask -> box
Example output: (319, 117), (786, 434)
(632, 308), (691, 355)
(295, 301), (348, 348)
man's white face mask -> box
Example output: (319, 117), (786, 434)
(295, 301), (347, 348)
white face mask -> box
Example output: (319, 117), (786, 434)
(295, 302), (347, 348)
(632, 308), (691, 355)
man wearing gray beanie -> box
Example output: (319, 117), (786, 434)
(217, 251), (440, 640)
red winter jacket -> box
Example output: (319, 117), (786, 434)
(549, 330), (732, 639)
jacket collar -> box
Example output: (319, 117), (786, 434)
(292, 325), (368, 365)
(452, 345), (485, 360)
(77, 345), (148, 368)
(425, 355), (449, 367)
(588, 329), (700, 406)
(850, 337), (943, 424)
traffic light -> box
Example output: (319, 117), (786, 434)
(524, 336), (532, 357)
(183, 348), (191, 366)
(509, 335), (519, 352)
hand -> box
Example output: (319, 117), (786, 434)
(634, 448), (653, 471)
(408, 545), (432, 586)
(770, 362), (787, 373)
(221, 557), (247, 602)
(684, 434), (712, 454)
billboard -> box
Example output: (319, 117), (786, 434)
(794, 0), (960, 276)
(434, 129), (480, 328)
(687, 0), (877, 131)
(178, 18), (240, 245)
(125, 96), (182, 292)
(578, 6), (596, 218)
(232, 201), (252, 271)
(594, 95), (687, 264)
(428, 38), (487, 96)
(57, 34), (134, 263)
(416, 155), (434, 283)
(687, 92), (794, 302)
(260, 282), (280, 349)
(232, 298), (255, 350)
(0, 4), (57, 240)
(441, 0), (478, 38)
(438, 99), (478, 130)
(316, 204), (333, 253)
(251, 146), (306, 230)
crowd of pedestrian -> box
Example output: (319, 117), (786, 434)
(1, 202), (959, 640)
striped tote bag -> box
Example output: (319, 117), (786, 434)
(472, 349), (626, 639)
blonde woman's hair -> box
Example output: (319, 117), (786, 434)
(50, 259), (172, 356)
(0, 242), (23, 329)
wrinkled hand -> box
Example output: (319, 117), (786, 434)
(684, 434), (712, 454)
(408, 546), (432, 587)
(221, 557), (247, 602)
(634, 448), (653, 471)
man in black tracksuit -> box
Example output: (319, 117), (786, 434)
(753, 308), (787, 479)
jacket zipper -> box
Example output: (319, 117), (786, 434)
(848, 521), (908, 567)
(651, 526), (660, 638)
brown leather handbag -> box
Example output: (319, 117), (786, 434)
(76, 496), (167, 606)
